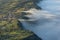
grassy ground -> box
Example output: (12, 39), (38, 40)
(0, 19), (33, 40)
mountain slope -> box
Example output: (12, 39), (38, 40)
(0, 0), (41, 40)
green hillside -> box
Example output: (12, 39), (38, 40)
(0, 0), (41, 40)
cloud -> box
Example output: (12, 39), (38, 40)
(19, 8), (60, 40)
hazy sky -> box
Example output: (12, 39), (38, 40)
(37, 0), (60, 14)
